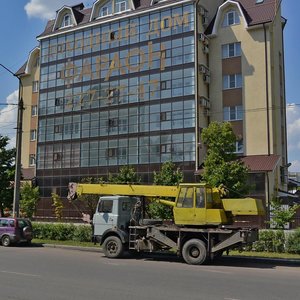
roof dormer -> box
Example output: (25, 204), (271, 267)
(150, 0), (168, 6)
(53, 3), (85, 31)
(210, 0), (248, 37)
(90, 0), (135, 21)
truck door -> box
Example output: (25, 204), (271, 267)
(173, 186), (195, 225)
(93, 198), (116, 237)
(194, 187), (206, 225)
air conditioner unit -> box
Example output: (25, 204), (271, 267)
(199, 33), (209, 45)
(202, 45), (209, 54)
(203, 74), (210, 84)
(199, 65), (207, 74)
(199, 6), (206, 16)
(199, 96), (210, 109)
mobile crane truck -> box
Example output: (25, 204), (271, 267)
(67, 182), (264, 265)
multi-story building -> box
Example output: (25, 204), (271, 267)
(25, 0), (287, 221)
(16, 47), (40, 181)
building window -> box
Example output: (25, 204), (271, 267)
(32, 81), (39, 93)
(223, 74), (242, 89)
(54, 125), (63, 134)
(160, 112), (171, 121)
(223, 10), (240, 27)
(223, 106), (243, 121)
(55, 98), (63, 106)
(115, 0), (126, 13)
(235, 139), (244, 154)
(29, 154), (36, 166)
(30, 129), (37, 141)
(222, 42), (241, 58)
(100, 6), (109, 17)
(62, 14), (72, 28)
(107, 148), (118, 158)
(53, 152), (62, 161)
(161, 144), (172, 154)
(31, 105), (38, 116)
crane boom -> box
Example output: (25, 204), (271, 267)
(68, 182), (179, 201)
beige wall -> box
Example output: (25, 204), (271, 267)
(208, 2), (286, 162)
(20, 49), (40, 174)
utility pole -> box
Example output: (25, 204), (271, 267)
(0, 63), (24, 217)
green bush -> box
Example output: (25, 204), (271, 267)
(251, 230), (285, 253)
(32, 223), (92, 242)
(286, 228), (300, 254)
(73, 225), (93, 242)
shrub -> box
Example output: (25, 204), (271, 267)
(32, 223), (92, 242)
(251, 230), (285, 253)
(73, 225), (93, 242)
(286, 228), (300, 254)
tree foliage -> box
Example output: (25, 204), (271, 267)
(109, 165), (141, 184)
(148, 161), (183, 220)
(52, 193), (64, 220)
(20, 182), (39, 218)
(269, 198), (300, 229)
(76, 177), (105, 218)
(201, 122), (249, 197)
(0, 135), (15, 216)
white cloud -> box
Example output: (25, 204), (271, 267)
(287, 104), (300, 172)
(0, 90), (18, 148)
(25, 0), (91, 20)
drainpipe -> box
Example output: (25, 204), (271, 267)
(194, 0), (200, 173)
(263, 23), (271, 156)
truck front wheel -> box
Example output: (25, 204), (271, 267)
(103, 236), (124, 258)
(182, 239), (207, 265)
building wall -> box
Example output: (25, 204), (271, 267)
(37, 1), (199, 207)
(20, 49), (40, 179)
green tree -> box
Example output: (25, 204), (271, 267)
(201, 122), (249, 197)
(52, 193), (64, 220)
(148, 161), (183, 219)
(0, 135), (15, 216)
(20, 182), (39, 218)
(109, 165), (141, 184)
(269, 197), (300, 229)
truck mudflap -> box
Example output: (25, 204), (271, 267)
(211, 228), (258, 253)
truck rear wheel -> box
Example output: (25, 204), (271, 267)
(182, 239), (207, 265)
(103, 236), (124, 258)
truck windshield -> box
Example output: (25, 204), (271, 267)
(98, 200), (113, 213)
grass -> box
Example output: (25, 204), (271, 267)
(32, 239), (99, 248)
(32, 238), (300, 260)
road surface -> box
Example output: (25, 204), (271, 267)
(0, 245), (299, 300)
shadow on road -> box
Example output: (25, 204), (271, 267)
(123, 252), (300, 269)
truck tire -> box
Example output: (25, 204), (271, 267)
(1, 235), (11, 247)
(103, 236), (124, 258)
(182, 239), (207, 265)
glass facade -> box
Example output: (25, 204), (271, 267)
(37, 3), (196, 192)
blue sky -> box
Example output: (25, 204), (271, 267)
(0, 0), (299, 171)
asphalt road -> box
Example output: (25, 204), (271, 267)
(0, 245), (299, 300)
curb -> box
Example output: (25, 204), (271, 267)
(39, 243), (103, 253)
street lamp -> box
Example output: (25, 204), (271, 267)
(0, 63), (24, 218)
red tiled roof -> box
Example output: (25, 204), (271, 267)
(240, 154), (281, 172)
(237, 0), (277, 26)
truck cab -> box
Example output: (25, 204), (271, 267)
(93, 196), (138, 241)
